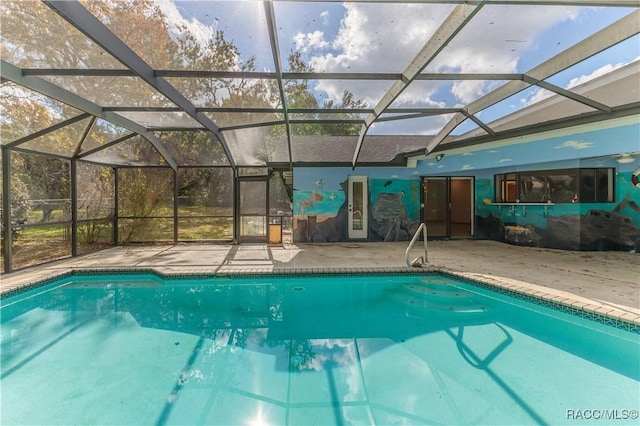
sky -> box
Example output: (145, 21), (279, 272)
(156, 1), (638, 136)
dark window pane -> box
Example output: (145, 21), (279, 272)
(240, 181), (267, 215)
(495, 168), (612, 204)
(519, 174), (548, 202)
(495, 173), (516, 202)
(580, 169), (596, 202)
(596, 168), (614, 203)
(269, 172), (292, 214)
(549, 172), (577, 203)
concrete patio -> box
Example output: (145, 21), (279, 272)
(1, 240), (638, 319)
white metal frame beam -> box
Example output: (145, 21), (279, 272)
(264, 0), (294, 170)
(1, 60), (178, 170)
(43, 0), (236, 169)
(351, 3), (483, 168)
(425, 9), (640, 155)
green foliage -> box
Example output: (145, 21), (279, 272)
(118, 168), (173, 243)
(77, 163), (115, 244)
(78, 220), (112, 246)
(9, 152), (70, 226)
(15, 152), (70, 201)
(7, 175), (31, 224)
(281, 52), (367, 137)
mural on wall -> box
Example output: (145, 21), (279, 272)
(415, 121), (640, 175)
(474, 169), (640, 251)
(290, 120), (640, 251)
(293, 177), (346, 242)
(369, 178), (421, 242)
(293, 169), (421, 243)
(416, 119), (640, 251)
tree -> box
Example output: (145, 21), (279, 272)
(117, 168), (173, 242)
(19, 153), (69, 201)
(157, 130), (233, 212)
(0, 173), (31, 227)
(77, 163), (114, 245)
(283, 51), (367, 136)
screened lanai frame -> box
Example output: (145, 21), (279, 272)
(1, 0), (639, 272)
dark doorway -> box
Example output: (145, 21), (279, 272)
(421, 176), (474, 238)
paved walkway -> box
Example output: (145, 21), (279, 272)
(1, 240), (638, 319)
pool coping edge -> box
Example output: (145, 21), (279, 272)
(1, 266), (639, 333)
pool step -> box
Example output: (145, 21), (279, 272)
(401, 283), (476, 302)
(390, 291), (487, 312)
(388, 280), (489, 320)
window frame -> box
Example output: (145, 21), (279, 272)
(494, 168), (615, 204)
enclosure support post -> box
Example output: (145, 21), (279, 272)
(233, 169), (239, 244)
(113, 167), (119, 245)
(173, 168), (178, 245)
(70, 159), (78, 257)
(2, 147), (12, 273)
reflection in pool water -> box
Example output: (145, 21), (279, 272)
(1, 273), (638, 425)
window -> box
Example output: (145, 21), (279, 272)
(494, 168), (614, 203)
(495, 173), (517, 202)
(581, 168), (614, 203)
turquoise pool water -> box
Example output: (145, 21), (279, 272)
(1, 273), (638, 425)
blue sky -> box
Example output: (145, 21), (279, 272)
(158, 1), (638, 136)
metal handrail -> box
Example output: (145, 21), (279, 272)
(405, 222), (428, 267)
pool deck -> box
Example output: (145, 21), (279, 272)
(1, 240), (639, 325)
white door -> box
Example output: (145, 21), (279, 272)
(348, 176), (368, 239)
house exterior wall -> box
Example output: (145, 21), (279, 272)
(293, 117), (640, 250)
(471, 164), (640, 250)
(292, 167), (422, 243)
(413, 118), (640, 251)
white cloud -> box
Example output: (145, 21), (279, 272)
(555, 140), (592, 149)
(309, 5), (375, 71)
(153, 1), (214, 48)
(305, 3), (455, 105)
(461, 165), (474, 170)
(522, 87), (554, 107)
(431, 5), (580, 72)
(320, 10), (330, 26)
(294, 30), (330, 53)
(522, 57), (640, 107)
(392, 86), (445, 109)
(299, 4), (583, 109)
(567, 57), (640, 88)
(451, 80), (489, 104)
(498, 158), (512, 162)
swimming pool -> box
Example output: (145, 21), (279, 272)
(1, 272), (638, 425)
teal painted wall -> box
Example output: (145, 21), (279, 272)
(292, 119), (640, 249)
(292, 167), (421, 242)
